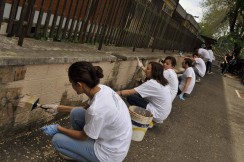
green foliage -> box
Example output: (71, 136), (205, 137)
(200, 0), (243, 55)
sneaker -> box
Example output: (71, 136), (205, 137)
(195, 79), (201, 83)
(208, 72), (213, 74)
(59, 153), (75, 161)
(148, 121), (154, 129)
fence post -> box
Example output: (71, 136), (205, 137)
(67, 0), (80, 40)
(35, 0), (44, 38)
(18, 0), (34, 46)
(56, 0), (68, 40)
(62, 0), (74, 39)
(43, 0), (53, 38)
(73, 0), (87, 41)
(132, 1), (148, 52)
(85, 0), (101, 43)
(50, 0), (61, 38)
(6, 0), (19, 37)
(98, 0), (115, 50)
(79, 0), (100, 43)
(92, 0), (109, 44)
(26, 0), (36, 36)
(0, 0), (6, 30)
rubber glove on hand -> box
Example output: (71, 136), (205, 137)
(41, 124), (59, 136)
(41, 104), (58, 115)
(136, 57), (143, 68)
(178, 94), (185, 101)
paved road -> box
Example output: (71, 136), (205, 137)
(0, 68), (243, 162)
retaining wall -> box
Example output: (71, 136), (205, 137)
(0, 36), (185, 140)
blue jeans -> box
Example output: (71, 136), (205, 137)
(52, 108), (100, 162)
(127, 94), (149, 109)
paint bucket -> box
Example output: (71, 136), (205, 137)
(129, 106), (153, 142)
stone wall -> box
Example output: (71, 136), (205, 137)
(1, 55), (179, 140)
(0, 36), (185, 140)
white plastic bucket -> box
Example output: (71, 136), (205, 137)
(129, 106), (153, 142)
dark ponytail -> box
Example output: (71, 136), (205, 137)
(68, 61), (104, 88)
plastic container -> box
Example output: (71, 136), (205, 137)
(129, 106), (153, 142)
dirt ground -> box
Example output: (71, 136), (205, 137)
(0, 67), (243, 162)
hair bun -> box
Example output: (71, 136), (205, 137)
(94, 66), (104, 78)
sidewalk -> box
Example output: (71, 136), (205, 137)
(0, 66), (243, 162)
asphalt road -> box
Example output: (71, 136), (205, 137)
(0, 68), (243, 162)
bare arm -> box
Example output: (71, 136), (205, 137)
(224, 55), (228, 63)
(57, 105), (86, 113)
(57, 126), (88, 140)
(141, 66), (146, 72)
(117, 89), (137, 97)
(181, 77), (192, 94)
(175, 68), (185, 74)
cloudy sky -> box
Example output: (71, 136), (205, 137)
(179, 0), (203, 22)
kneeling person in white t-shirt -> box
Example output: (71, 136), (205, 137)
(192, 53), (206, 82)
(178, 58), (196, 100)
(161, 56), (179, 102)
(41, 61), (132, 162)
(117, 62), (172, 124)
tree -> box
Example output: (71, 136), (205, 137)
(201, 0), (244, 57)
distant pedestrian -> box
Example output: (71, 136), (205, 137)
(161, 56), (179, 101)
(192, 53), (206, 82)
(178, 58), (196, 101)
(221, 52), (235, 75)
(195, 47), (211, 74)
(207, 46), (215, 74)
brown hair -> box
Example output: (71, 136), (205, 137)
(162, 56), (177, 67)
(68, 61), (104, 88)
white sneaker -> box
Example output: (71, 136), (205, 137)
(208, 72), (213, 74)
(195, 79), (201, 83)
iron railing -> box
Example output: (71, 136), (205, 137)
(0, 0), (202, 51)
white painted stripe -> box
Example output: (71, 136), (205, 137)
(235, 89), (241, 98)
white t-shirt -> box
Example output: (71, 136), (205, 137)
(179, 67), (196, 94)
(198, 48), (210, 60)
(163, 69), (178, 102)
(84, 85), (132, 162)
(208, 50), (215, 62)
(134, 79), (172, 123)
(194, 58), (206, 77)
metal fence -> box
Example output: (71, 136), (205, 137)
(0, 0), (202, 51)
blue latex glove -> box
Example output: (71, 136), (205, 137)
(178, 94), (185, 101)
(41, 124), (59, 136)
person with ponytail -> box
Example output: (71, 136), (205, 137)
(41, 61), (132, 162)
(117, 61), (172, 125)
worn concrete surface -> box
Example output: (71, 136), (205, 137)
(0, 67), (243, 162)
(0, 36), (172, 66)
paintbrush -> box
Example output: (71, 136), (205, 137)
(17, 95), (49, 111)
